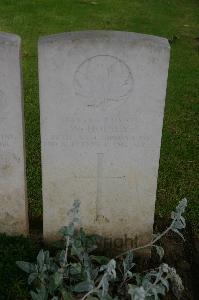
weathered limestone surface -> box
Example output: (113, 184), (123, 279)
(39, 31), (170, 247)
(0, 32), (28, 235)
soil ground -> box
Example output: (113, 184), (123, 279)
(153, 218), (199, 299)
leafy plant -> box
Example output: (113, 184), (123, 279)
(17, 198), (187, 300)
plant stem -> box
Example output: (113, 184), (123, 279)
(116, 220), (175, 259)
(80, 283), (100, 300)
(63, 236), (70, 266)
(145, 271), (163, 295)
(81, 288), (95, 300)
(81, 274), (106, 300)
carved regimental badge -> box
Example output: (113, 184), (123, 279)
(74, 55), (134, 110)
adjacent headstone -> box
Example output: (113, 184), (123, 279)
(0, 32), (28, 235)
(39, 31), (170, 248)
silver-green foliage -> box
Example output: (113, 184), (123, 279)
(16, 198), (187, 300)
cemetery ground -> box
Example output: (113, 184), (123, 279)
(0, 0), (198, 299)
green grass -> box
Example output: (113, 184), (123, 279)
(0, 233), (39, 300)
(0, 0), (198, 227)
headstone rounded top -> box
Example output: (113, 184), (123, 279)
(0, 32), (20, 45)
(38, 28), (170, 243)
(0, 31), (27, 236)
(38, 30), (170, 50)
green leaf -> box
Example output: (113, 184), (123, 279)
(101, 276), (109, 297)
(96, 290), (114, 299)
(49, 271), (63, 294)
(132, 273), (142, 285)
(60, 289), (75, 300)
(73, 280), (93, 293)
(59, 225), (74, 237)
(160, 277), (169, 291)
(128, 285), (146, 300)
(71, 240), (84, 260)
(28, 272), (38, 285)
(171, 228), (185, 240)
(16, 261), (36, 273)
(54, 271), (63, 286)
(176, 198), (187, 214)
(30, 291), (39, 300)
(30, 287), (48, 300)
(37, 250), (45, 271)
(154, 245), (164, 260)
(69, 263), (82, 275)
(123, 251), (135, 274)
(59, 249), (66, 267)
(126, 270), (133, 278)
(44, 250), (50, 265)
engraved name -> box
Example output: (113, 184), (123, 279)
(44, 117), (150, 148)
(0, 134), (17, 149)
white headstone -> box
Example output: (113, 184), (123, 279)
(0, 32), (28, 235)
(39, 31), (170, 248)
